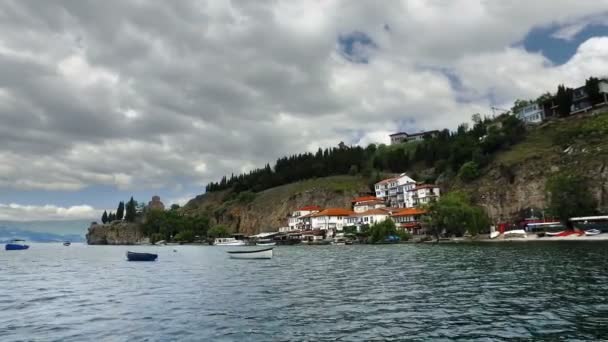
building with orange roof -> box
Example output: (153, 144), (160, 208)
(310, 208), (355, 233)
(352, 196), (386, 213)
(287, 205), (322, 231)
(391, 208), (428, 235)
(345, 208), (391, 230)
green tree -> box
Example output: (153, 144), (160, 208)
(556, 84), (573, 117)
(585, 77), (602, 105)
(368, 219), (398, 244)
(425, 192), (490, 238)
(546, 172), (597, 224)
(125, 197), (137, 222)
(116, 201), (125, 221)
(101, 210), (108, 224)
(207, 225), (229, 238)
(458, 161), (480, 182)
(170, 204), (180, 210)
(174, 230), (195, 243)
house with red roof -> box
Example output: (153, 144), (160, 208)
(352, 196), (386, 213)
(310, 208), (355, 235)
(287, 205), (322, 231)
(391, 208), (428, 235)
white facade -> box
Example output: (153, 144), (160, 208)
(311, 215), (347, 231)
(353, 200), (385, 213)
(390, 132), (408, 145)
(515, 103), (544, 124)
(346, 210), (389, 231)
(405, 185), (441, 208)
(287, 207), (321, 230)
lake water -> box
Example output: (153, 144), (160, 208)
(2, 243), (608, 341)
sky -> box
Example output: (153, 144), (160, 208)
(1, 0), (608, 222)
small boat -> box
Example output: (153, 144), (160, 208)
(545, 231), (564, 237)
(63, 241), (71, 246)
(546, 230), (581, 237)
(503, 229), (527, 238)
(214, 238), (247, 246)
(5, 239), (29, 250)
(126, 251), (158, 261)
(256, 241), (276, 246)
(490, 231), (501, 239)
(585, 229), (601, 236)
(227, 248), (273, 259)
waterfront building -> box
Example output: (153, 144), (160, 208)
(391, 208), (427, 235)
(345, 208), (390, 231)
(352, 196), (386, 213)
(310, 208), (354, 234)
(405, 184), (441, 208)
(287, 205), (322, 231)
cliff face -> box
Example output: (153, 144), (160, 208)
(86, 221), (145, 245)
(182, 176), (371, 235)
(455, 114), (608, 222)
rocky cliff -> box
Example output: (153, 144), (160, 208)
(182, 175), (371, 235)
(86, 221), (146, 245)
(455, 113), (608, 221)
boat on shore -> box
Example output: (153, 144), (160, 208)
(227, 248), (273, 259)
(585, 229), (601, 236)
(503, 229), (527, 238)
(126, 251), (158, 261)
(5, 239), (29, 250)
(546, 230), (582, 237)
(214, 238), (247, 246)
(490, 231), (500, 239)
(63, 241), (71, 246)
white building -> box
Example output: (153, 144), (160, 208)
(345, 209), (390, 231)
(352, 196), (386, 213)
(310, 208), (354, 234)
(287, 205), (321, 230)
(390, 208), (427, 235)
(515, 103), (544, 124)
(405, 184), (441, 208)
(389, 130), (440, 145)
(375, 173), (416, 207)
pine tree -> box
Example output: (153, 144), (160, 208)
(116, 201), (125, 220)
(101, 210), (108, 224)
(125, 197), (137, 222)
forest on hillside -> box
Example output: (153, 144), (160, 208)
(205, 113), (526, 194)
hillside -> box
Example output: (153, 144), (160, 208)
(182, 175), (370, 235)
(457, 111), (608, 220)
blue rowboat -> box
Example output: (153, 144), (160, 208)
(126, 251), (158, 261)
(5, 240), (29, 251)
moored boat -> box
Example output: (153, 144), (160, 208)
(585, 229), (601, 236)
(227, 247), (273, 259)
(546, 230), (581, 237)
(490, 231), (500, 239)
(5, 239), (29, 250)
(503, 229), (527, 238)
(214, 237), (247, 246)
(126, 251), (158, 261)
(63, 241), (71, 246)
(256, 240), (276, 246)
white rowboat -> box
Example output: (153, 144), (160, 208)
(490, 231), (500, 239)
(227, 248), (273, 259)
(256, 242), (276, 246)
(503, 229), (527, 238)
(585, 229), (601, 236)
(214, 238), (247, 246)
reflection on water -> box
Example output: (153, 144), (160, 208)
(1, 242), (608, 341)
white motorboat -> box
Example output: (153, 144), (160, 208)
(214, 238), (247, 246)
(503, 229), (527, 238)
(227, 248), (273, 259)
(256, 241), (276, 246)
(585, 229), (601, 236)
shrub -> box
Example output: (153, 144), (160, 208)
(458, 161), (480, 182)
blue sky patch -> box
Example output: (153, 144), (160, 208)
(337, 31), (377, 64)
(522, 23), (608, 65)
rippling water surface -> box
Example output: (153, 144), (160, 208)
(2, 243), (608, 341)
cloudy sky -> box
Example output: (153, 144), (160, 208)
(1, 0), (608, 221)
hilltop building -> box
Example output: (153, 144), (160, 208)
(390, 130), (439, 145)
(147, 195), (165, 211)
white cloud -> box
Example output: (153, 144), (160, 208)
(0, 203), (103, 221)
(0, 0), (607, 208)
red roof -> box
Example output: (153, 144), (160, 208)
(352, 196), (379, 203)
(400, 222), (422, 228)
(375, 177), (397, 185)
(352, 209), (390, 217)
(311, 208), (354, 217)
(298, 205), (322, 211)
(391, 208), (427, 217)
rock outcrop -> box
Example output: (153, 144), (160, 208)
(86, 221), (146, 245)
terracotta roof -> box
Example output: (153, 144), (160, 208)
(391, 208), (427, 217)
(352, 196), (379, 203)
(352, 209), (390, 217)
(297, 205), (322, 211)
(409, 184), (439, 191)
(376, 177), (397, 185)
(311, 208), (354, 217)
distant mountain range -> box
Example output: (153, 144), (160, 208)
(0, 220), (90, 243)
